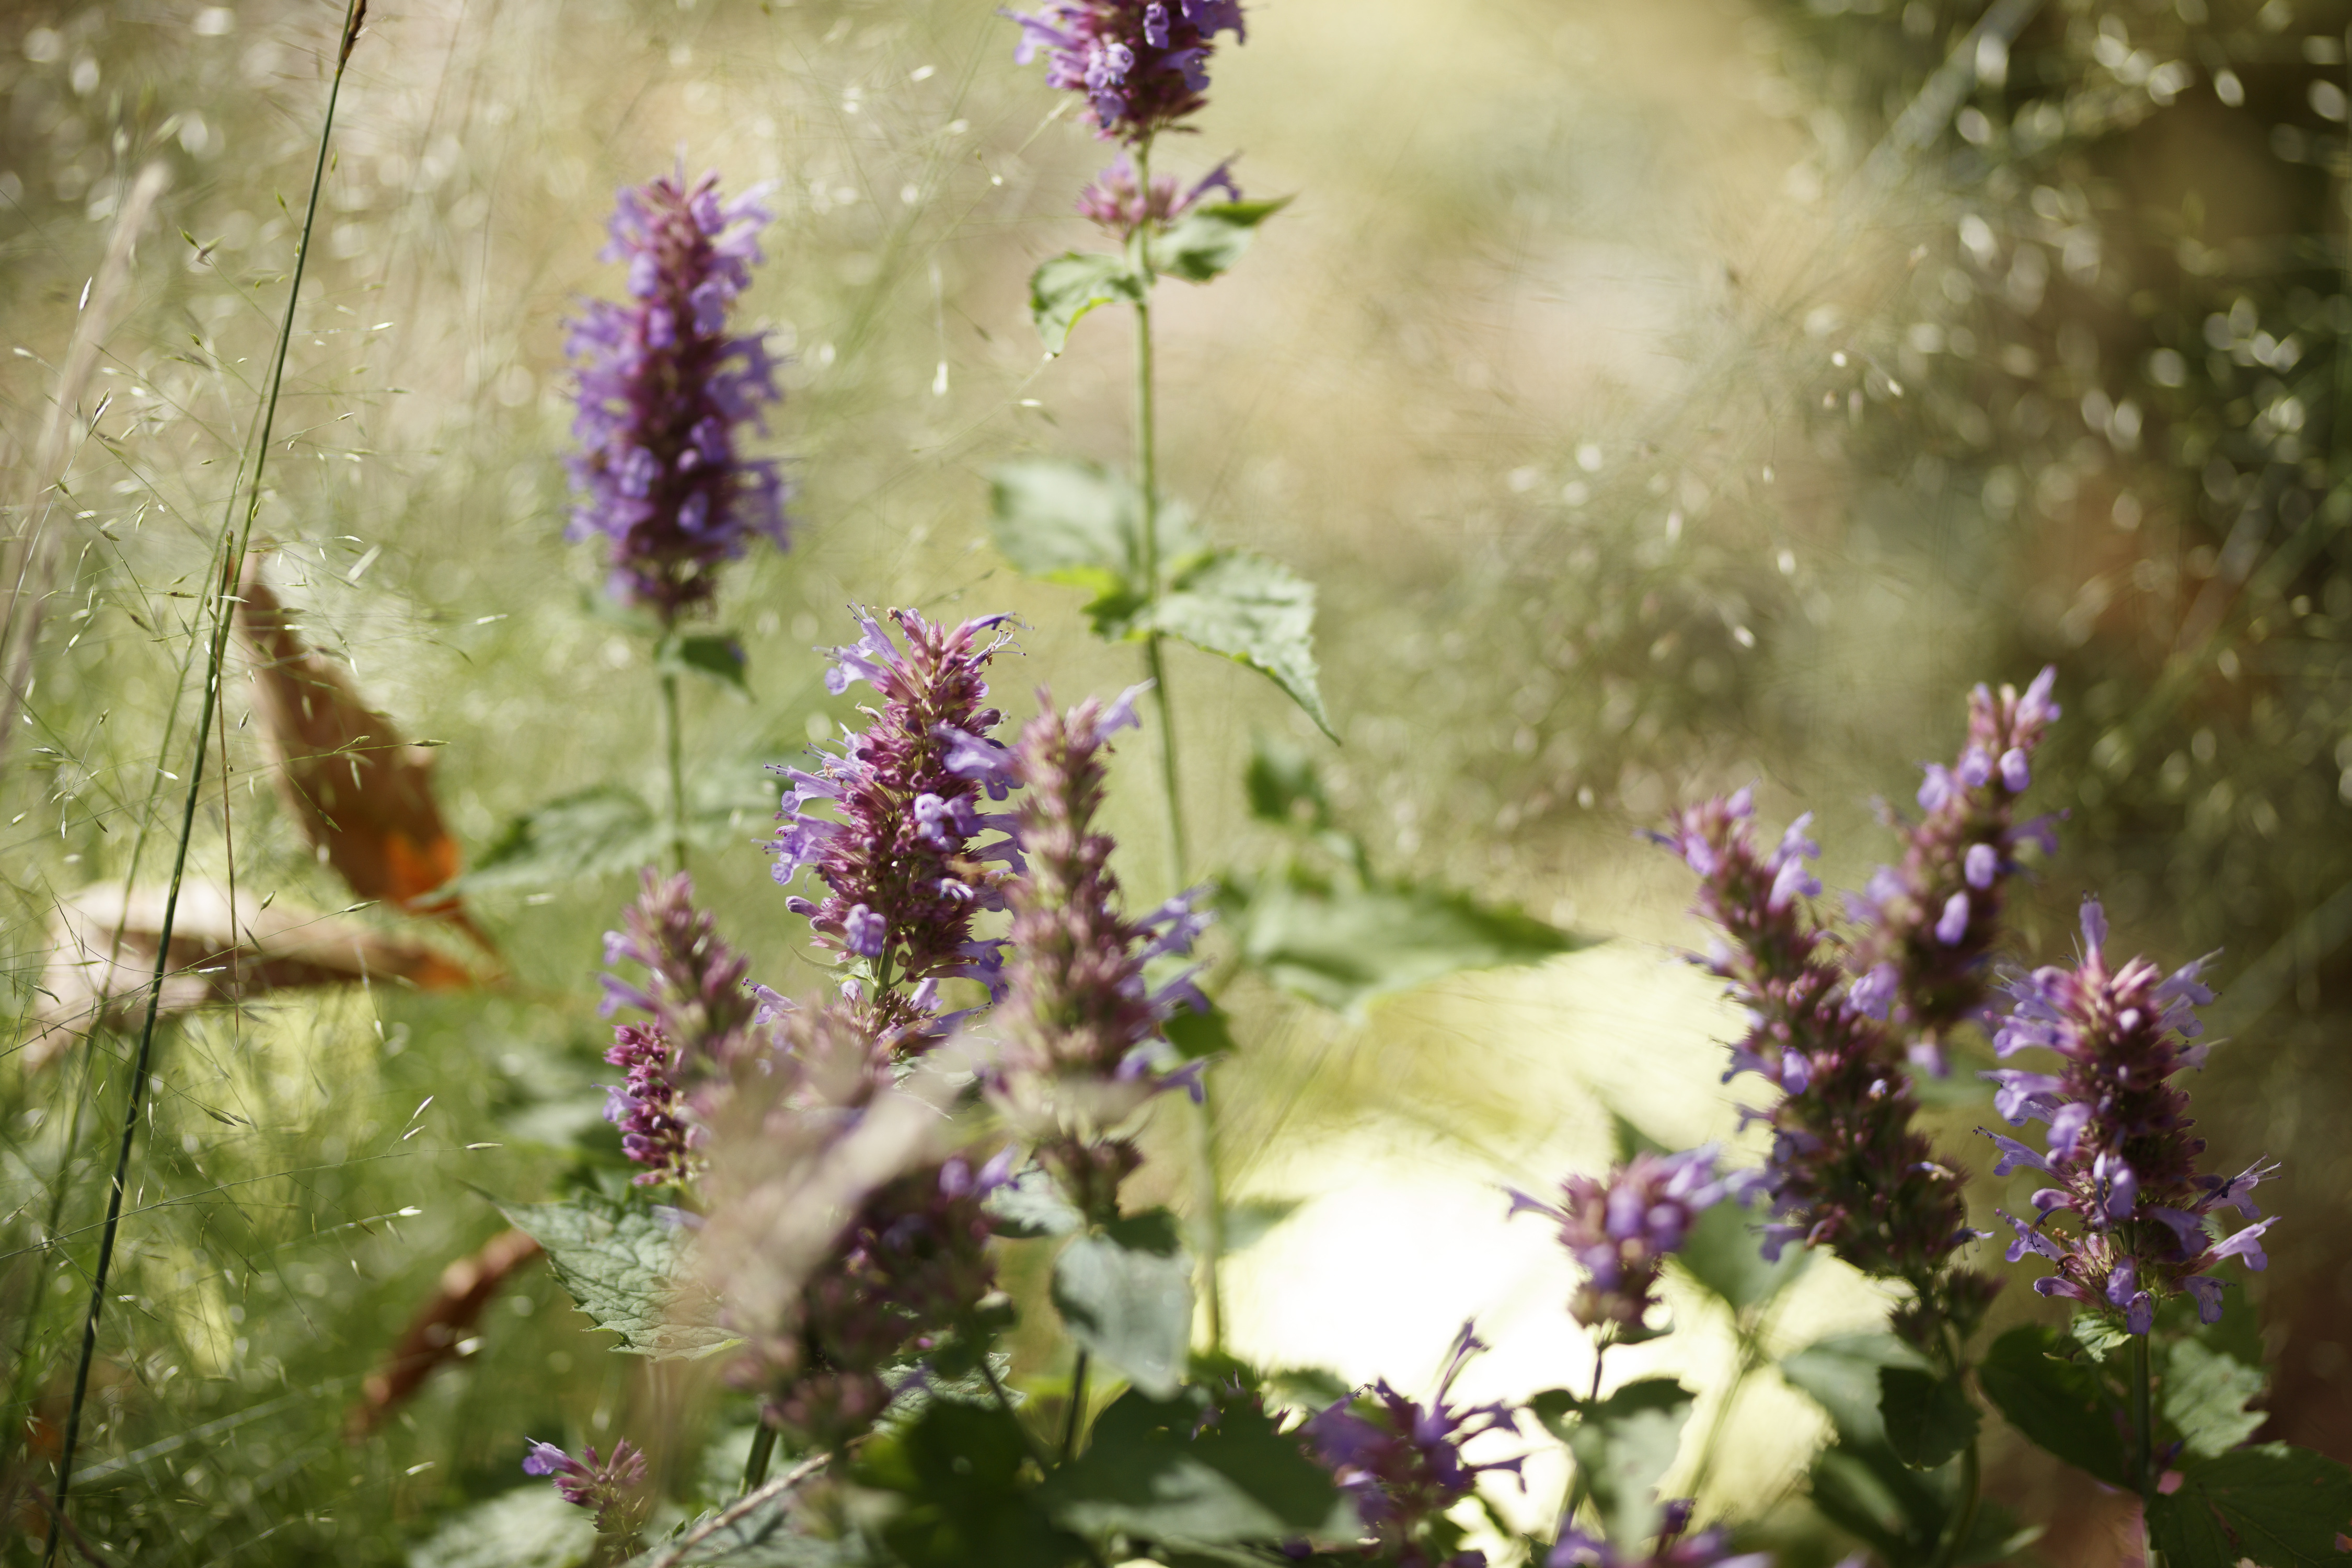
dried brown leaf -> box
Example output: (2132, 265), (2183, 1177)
(344, 1228), (542, 1439)
(23, 880), (479, 1067)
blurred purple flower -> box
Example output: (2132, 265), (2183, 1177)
(1550, 1522), (1773, 1568)
(1076, 154), (1240, 240)
(522, 1437), (649, 1537)
(1511, 1147), (1742, 1331)
(769, 609), (1024, 1046)
(1984, 900), (2277, 1333)
(1005, 0), (1246, 142)
(1302, 1323), (1522, 1568)
(566, 166), (788, 623)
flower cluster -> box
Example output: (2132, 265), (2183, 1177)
(1845, 667), (2062, 1071)
(522, 1437), (650, 1538)
(1510, 1148), (1740, 1331)
(603, 1022), (694, 1186)
(1075, 154), (1239, 240)
(985, 689), (1209, 1221)
(763, 1154), (1009, 1451)
(1659, 791), (1993, 1339)
(565, 167), (789, 623)
(1301, 1324), (1522, 1568)
(1006, 0), (1247, 143)
(1550, 1504), (1772, 1568)
(1985, 901), (2277, 1333)
(770, 610), (1025, 1045)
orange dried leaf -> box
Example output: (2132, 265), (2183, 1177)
(25, 880), (479, 1067)
(345, 1228), (543, 1439)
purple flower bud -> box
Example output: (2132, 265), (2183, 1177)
(1005, 0), (1246, 143)
(1999, 747), (2030, 792)
(1517, 1147), (1736, 1330)
(1934, 891), (1970, 944)
(1964, 843), (1998, 890)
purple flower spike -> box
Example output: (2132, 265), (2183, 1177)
(1550, 1525), (1774, 1567)
(1005, 0), (1245, 143)
(1513, 1148), (1734, 1331)
(521, 1437), (650, 1537)
(566, 167), (788, 622)
(770, 609), (1024, 1047)
(1976, 901), (2280, 1334)
(1076, 155), (1242, 240)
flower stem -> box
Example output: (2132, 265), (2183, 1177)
(1685, 1320), (1767, 1503)
(661, 668), (687, 874)
(1931, 1439), (1982, 1568)
(1062, 1350), (1091, 1463)
(2134, 1331), (2161, 1565)
(41, 4), (362, 1558)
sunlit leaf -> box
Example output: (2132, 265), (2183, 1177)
(456, 784), (668, 891)
(1040, 1383), (1354, 1545)
(1530, 1378), (1693, 1549)
(1142, 550), (1333, 739)
(1029, 251), (1144, 355)
(984, 1167), (1085, 1240)
(658, 631), (752, 700)
(1051, 1209), (1194, 1399)
(2149, 1444), (2352, 1568)
(986, 459), (1207, 637)
(2163, 1340), (2267, 1460)
(1780, 1334), (1936, 1449)
(1148, 199), (1290, 285)
(496, 1193), (735, 1360)
(1671, 1198), (1805, 1313)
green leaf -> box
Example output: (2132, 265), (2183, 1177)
(1878, 1365), (1980, 1470)
(1149, 199), (1290, 284)
(857, 1401), (1083, 1568)
(1609, 1113), (1670, 1163)
(1244, 735), (1331, 829)
(1029, 251), (1145, 355)
(497, 1194), (735, 1359)
(1976, 1325), (2129, 1485)
(1227, 871), (1586, 1014)
(985, 460), (1208, 637)
(1542, 1378), (1695, 1550)
(2070, 1311), (2134, 1363)
(2149, 1444), (2352, 1568)
(2164, 1340), (2268, 1460)
(1162, 998), (1236, 1062)
(1143, 550), (1333, 739)
(631, 1494), (875, 1568)
(1672, 1200), (1805, 1314)
(1051, 1209), (1195, 1398)
(411, 1483), (598, 1568)
(985, 1167), (1085, 1240)
(1219, 1198), (1301, 1254)
(1040, 1383), (1355, 1546)
(657, 631), (751, 700)
(455, 783), (668, 891)
(1779, 1334), (1936, 1449)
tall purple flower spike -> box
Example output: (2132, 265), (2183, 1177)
(1301, 1323), (1523, 1568)
(1845, 667), (2062, 1074)
(770, 609), (1026, 1047)
(988, 687), (1210, 1223)
(1550, 1518), (1774, 1568)
(1510, 1147), (1744, 1331)
(1982, 900), (2277, 1334)
(1004, 0), (1246, 143)
(566, 166), (788, 623)
(522, 1437), (649, 1537)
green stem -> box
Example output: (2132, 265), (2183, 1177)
(1062, 1350), (1091, 1463)
(1930, 1440), (1981, 1568)
(2133, 1331), (2161, 1564)
(41, 6), (363, 1559)
(660, 668), (687, 874)
(1554, 1338), (1610, 1541)
(1685, 1323), (1766, 1503)
(740, 1423), (778, 1494)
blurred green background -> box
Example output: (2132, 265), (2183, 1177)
(4, 0), (2351, 1561)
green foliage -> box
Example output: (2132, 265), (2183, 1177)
(1039, 1382), (1355, 1547)
(1780, 1334), (1934, 1451)
(628, 1496), (877, 1568)
(658, 631), (753, 700)
(1218, 1197), (1301, 1254)
(1161, 997), (1238, 1060)
(458, 783), (671, 889)
(985, 1167), (1087, 1240)
(1974, 1325), (2127, 1486)
(409, 1485), (598, 1568)
(1148, 199), (1290, 284)
(1530, 1377), (1693, 1549)
(1671, 1200), (1805, 1315)
(857, 1401), (1082, 1568)
(497, 1193), (735, 1359)
(1050, 1209), (1195, 1399)
(1142, 550), (1333, 739)
(2148, 1445), (2352, 1568)
(2163, 1340), (2267, 1461)
(1876, 1365), (1978, 1470)
(1028, 252), (1145, 355)
(2069, 1311), (2133, 1363)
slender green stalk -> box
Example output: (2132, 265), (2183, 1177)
(2133, 1332), (2159, 1565)
(660, 668), (687, 873)
(40, 4), (364, 1558)
(1061, 1350), (1091, 1463)
(1932, 1440), (1982, 1568)
(1554, 1338), (1610, 1541)
(740, 1424), (778, 1494)
(1684, 1320), (1767, 1502)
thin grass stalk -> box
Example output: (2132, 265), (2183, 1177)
(662, 668), (687, 873)
(40, 6), (365, 1557)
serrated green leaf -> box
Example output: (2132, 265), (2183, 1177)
(1051, 1210), (1194, 1398)
(454, 783), (667, 891)
(985, 459), (1206, 636)
(2070, 1311), (2134, 1363)
(1148, 199), (1290, 284)
(1226, 870), (1586, 1014)
(985, 1167), (1085, 1240)
(1040, 1383), (1355, 1545)
(497, 1194), (735, 1359)
(1779, 1334), (1936, 1449)
(2150, 1444), (2352, 1567)
(857, 1401), (1082, 1568)
(2164, 1340), (2267, 1460)
(1879, 1365), (1980, 1469)
(1143, 550), (1333, 738)
(1976, 1325), (2129, 1485)
(1162, 999), (1236, 1062)
(1029, 251), (1145, 354)
(658, 631), (752, 700)
(1543, 1378), (1694, 1550)
(1672, 1198), (1805, 1313)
